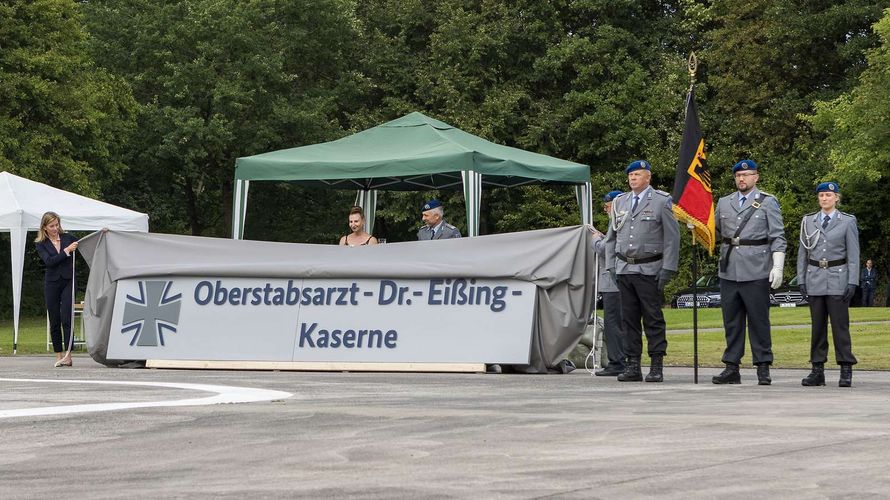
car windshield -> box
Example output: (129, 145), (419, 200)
(696, 275), (711, 286)
(788, 275), (799, 286)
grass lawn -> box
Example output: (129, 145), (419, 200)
(665, 323), (890, 370)
(663, 306), (890, 330)
(0, 316), (85, 356)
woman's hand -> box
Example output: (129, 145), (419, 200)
(64, 241), (78, 253)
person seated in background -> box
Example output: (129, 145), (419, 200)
(339, 206), (378, 246)
(417, 199), (461, 240)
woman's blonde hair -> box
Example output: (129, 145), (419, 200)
(34, 212), (62, 243)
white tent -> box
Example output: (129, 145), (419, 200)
(0, 171), (149, 352)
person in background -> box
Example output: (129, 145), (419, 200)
(797, 182), (859, 387)
(712, 160), (786, 386)
(339, 206), (378, 246)
(417, 199), (461, 240)
(588, 190), (627, 377)
(35, 211), (79, 367)
(860, 259), (876, 307)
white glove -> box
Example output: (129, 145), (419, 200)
(768, 251), (785, 289)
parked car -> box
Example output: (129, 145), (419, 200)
(671, 274), (721, 309)
(672, 274), (809, 309)
(770, 274), (808, 307)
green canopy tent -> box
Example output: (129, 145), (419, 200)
(232, 112), (592, 239)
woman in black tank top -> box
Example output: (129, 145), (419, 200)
(339, 206), (379, 246)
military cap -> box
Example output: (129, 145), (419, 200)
(603, 190), (623, 202)
(816, 181), (840, 194)
(732, 159), (759, 173)
(624, 160), (650, 174)
(422, 199), (442, 211)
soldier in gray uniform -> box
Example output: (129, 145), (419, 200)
(796, 182), (859, 387)
(589, 190), (627, 376)
(605, 160), (680, 382)
(417, 199), (461, 240)
(712, 159), (786, 385)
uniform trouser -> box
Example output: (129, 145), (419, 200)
(719, 278), (773, 365)
(45, 278), (73, 353)
(808, 295), (857, 365)
(617, 274), (667, 358)
(601, 291), (626, 369)
(861, 286), (874, 307)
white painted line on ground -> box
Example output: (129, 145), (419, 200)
(0, 378), (293, 419)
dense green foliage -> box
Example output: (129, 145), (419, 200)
(3, 0), (890, 315)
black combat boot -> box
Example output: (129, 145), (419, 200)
(645, 355), (664, 383)
(801, 362), (825, 386)
(756, 363), (771, 386)
(617, 357), (643, 382)
(712, 363), (741, 384)
(839, 364), (853, 388)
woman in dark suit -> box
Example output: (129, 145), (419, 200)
(35, 212), (79, 367)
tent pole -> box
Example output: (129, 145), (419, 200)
(11, 228), (26, 354)
(576, 182), (593, 225)
(232, 179), (243, 239)
(231, 179), (249, 240)
(461, 171), (481, 237)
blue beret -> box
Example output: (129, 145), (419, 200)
(422, 199), (442, 211)
(732, 159), (758, 173)
(603, 190), (623, 202)
(625, 160), (651, 174)
(816, 182), (839, 194)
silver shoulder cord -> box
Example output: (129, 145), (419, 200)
(609, 198), (628, 232)
(799, 216), (821, 252)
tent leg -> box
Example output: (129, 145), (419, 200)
(10, 228), (26, 354)
(461, 170), (481, 237)
(232, 180), (249, 240)
(576, 182), (593, 226)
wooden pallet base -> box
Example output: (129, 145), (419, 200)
(145, 359), (486, 373)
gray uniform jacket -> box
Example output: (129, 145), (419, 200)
(417, 221), (462, 240)
(591, 234), (617, 293)
(715, 188), (786, 282)
(796, 211), (860, 296)
(604, 187), (680, 276)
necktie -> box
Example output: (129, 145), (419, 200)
(429, 227), (436, 239)
(632, 195), (639, 212)
(739, 195), (747, 208)
(822, 215), (830, 229)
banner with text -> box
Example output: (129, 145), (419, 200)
(106, 277), (536, 363)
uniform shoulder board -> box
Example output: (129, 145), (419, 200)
(444, 223), (457, 230)
(805, 211), (819, 218)
(839, 210), (856, 219)
(654, 189), (670, 197)
(757, 191), (774, 199)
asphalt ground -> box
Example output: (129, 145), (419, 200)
(2, 356), (889, 499)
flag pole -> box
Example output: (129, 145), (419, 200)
(689, 223), (699, 384)
(687, 52), (699, 384)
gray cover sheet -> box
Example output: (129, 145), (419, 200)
(77, 226), (594, 373)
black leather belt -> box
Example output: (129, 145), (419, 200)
(808, 258), (846, 269)
(722, 237), (768, 246)
(617, 253), (663, 265)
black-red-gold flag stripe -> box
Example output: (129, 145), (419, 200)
(671, 89), (715, 254)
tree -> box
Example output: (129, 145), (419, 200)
(0, 0), (136, 194)
(81, 0), (366, 236)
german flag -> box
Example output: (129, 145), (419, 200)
(672, 89), (715, 254)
